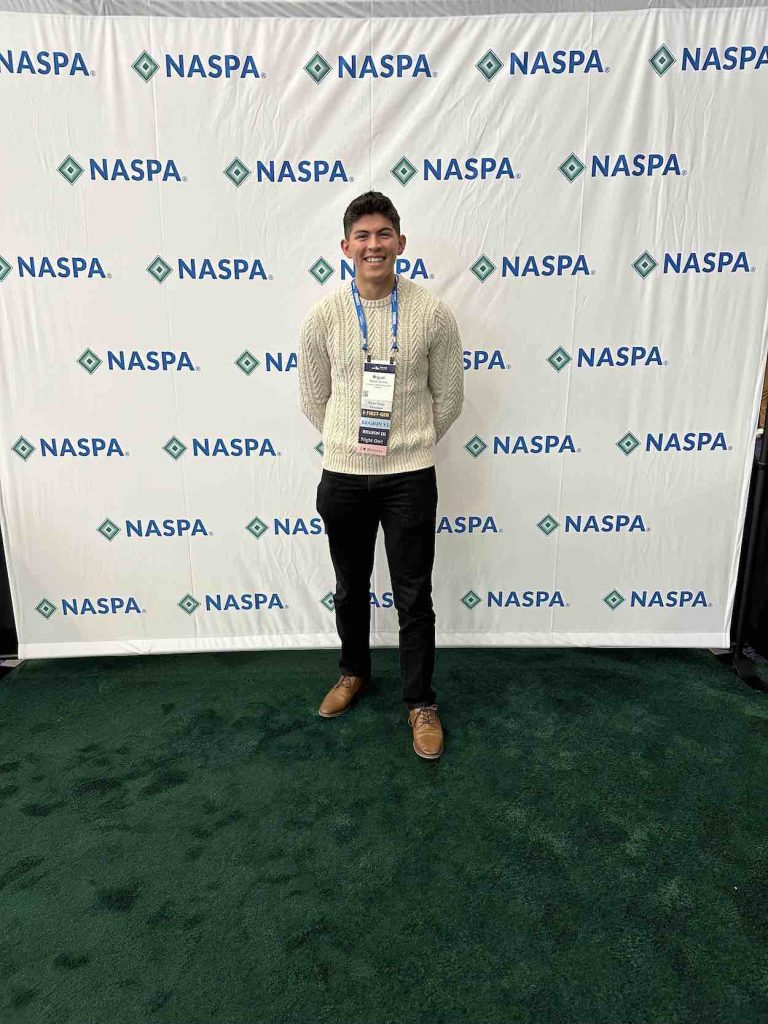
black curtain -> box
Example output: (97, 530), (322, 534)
(732, 437), (768, 660)
(0, 523), (18, 658)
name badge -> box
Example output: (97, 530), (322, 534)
(357, 361), (396, 456)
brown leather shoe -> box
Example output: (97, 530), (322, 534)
(318, 675), (366, 718)
(408, 705), (444, 760)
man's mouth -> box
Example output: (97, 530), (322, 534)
(363, 256), (386, 264)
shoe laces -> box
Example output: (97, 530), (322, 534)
(335, 675), (359, 691)
(412, 705), (438, 728)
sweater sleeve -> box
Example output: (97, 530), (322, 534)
(428, 299), (465, 443)
(298, 304), (332, 434)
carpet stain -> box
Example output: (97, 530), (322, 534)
(9, 987), (36, 1009)
(147, 990), (173, 1014)
(20, 801), (64, 817)
(146, 900), (175, 929)
(141, 770), (188, 797)
(284, 920), (334, 954)
(73, 776), (123, 797)
(29, 722), (54, 735)
(53, 952), (90, 970)
(94, 885), (140, 913)
(0, 856), (44, 892)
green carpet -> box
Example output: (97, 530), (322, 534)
(1, 647), (767, 1024)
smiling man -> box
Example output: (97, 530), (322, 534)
(298, 191), (464, 760)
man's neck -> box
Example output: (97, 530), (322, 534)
(355, 273), (396, 300)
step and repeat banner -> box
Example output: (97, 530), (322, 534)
(0, 0), (767, 658)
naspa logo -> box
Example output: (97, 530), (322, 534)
(459, 590), (566, 610)
(436, 515), (500, 535)
(476, 47), (606, 81)
(558, 152), (685, 183)
(649, 43), (768, 77)
(0, 49), (91, 76)
(0, 256), (110, 281)
(603, 588), (710, 610)
(464, 434), (579, 458)
(632, 250), (753, 278)
(469, 253), (593, 282)
(304, 51), (434, 83)
(163, 436), (279, 460)
(320, 591), (394, 611)
(463, 350), (511, 371)
(615, 431), (730, 456)
(35, 596), (142, 619)
(390, 155), (519, 187)
(77, 349), (197, 374)
(246, 515), (325, 539)
(546, 345), (664, 372)
(536, 513), (648, 537)
(234, 351), (297, 375)
(223, 158), (352, 188)
(146, 255), (271, 284)
(131, 50), (264, 82)
(308, 256), (432, 285)
(178, 592), (285, 615)
(12, 436), (126, 461)
(57, 156), (185, 185)
(97, 518), (210, 542)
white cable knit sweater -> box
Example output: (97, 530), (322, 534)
(298, 276), (464, 474)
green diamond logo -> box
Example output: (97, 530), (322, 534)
(617, 432), (640, 456)
(178, 593), (200, 615)
(603, 589), (625, 611)
(464, 435), (488, 459)
(57, 155), (84, 185)
(309, 257), (334, 285)
(547, 347), (571, 373)
(247, 516), (269, 539)
(224, 157), (250, 187)
(632, 251), (658, 279)
(321, 592), (335, 612)
(559, 153), (585, 183)
(35, 598), (57, 619)
(12, 436), (35, 461)
(314, 441), (325, 456)
(304, 52), (332, 84)
(132, 51), (159, 82)
(0, 255), (12, 283)
(235, 350), (260, 375)
(391, 156), (418, 187)
(649, 44), (676, 77)
(97, 518), (121, 542)
(77, 348), (102, 374)
(476, 49), (503, 81)
(470, 255), (496, 283)
(537, 515), (559, 537)
(163, 436), (187, 461)
(461, 590), (482, 610)
(147, 256), (172, 284)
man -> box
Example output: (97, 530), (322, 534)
(298, 192), (464, 759)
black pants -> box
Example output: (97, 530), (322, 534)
(315, 466), (438, 708)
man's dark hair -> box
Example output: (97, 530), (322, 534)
(343, 191), (401, 238)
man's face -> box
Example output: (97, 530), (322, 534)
(341, 214), (406, 287)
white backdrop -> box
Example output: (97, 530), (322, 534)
(0, 0), (767, 658)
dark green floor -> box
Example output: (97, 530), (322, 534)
(1, 647), (767, 1024)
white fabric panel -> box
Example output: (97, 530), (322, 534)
(0, 6), (766, 657)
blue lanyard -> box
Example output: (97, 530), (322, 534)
(351, 277), (399, 362)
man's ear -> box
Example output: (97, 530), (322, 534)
(340, 237), (351, 257)
(398, 234), (406, 255)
